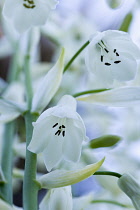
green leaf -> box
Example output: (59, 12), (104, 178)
(89, 135), (121, 149)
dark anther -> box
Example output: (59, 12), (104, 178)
(116, 52), (119, 56)
(59, 126), (62, 129)
(114, 61), (121, 64)
(62, 131), (65, 137)
(105, 62), (111, 66)
(104, 48), (109, 53)
(62, 125), (65, 128)
(114, 49), (116, 53)
(101, 55), (103, 62)
(53, 123), (58, 128)
(55, 130), (61, 136)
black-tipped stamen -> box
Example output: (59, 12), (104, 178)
(62, 131), (65, 137)
(104, 48), (109, 53)
(101, 55), (103, 62)
(53, 123), (58, 128)
(55, 130), (61, 136)
(116, 52), (119, 56)
(114, 61), (121, 64)
(62, 125), (65, 128)
(114, 49), (116, 53)
(105, 62), (111, 66)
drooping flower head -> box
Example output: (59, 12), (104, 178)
(85, 30), (140, 87)
(2, 0), (59, 33)
(28, 95), (88, 171)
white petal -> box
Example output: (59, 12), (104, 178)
(39, 186), (72, 210)
(112, 52), (137, 81)
(28, 116), (56, 154)
(77, 87), (140, 107)
(57, 95), (77, 112)
(63, 120), (83, 162)
(42, 134), (64, 171)
(38, 158), (105, 189)
(0, 98), (24, 123)
(31, 48), (65, 113)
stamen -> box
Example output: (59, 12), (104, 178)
(23, 0), (36, 9)
(55, 130), (61, 136)
(105, 62), (111, 66)
(104, 48), (109, 53)
(62, 131), (65, 137)
(116, 52), (119, 56)
(114, 61), (121, 64)
(53, 123), (58, 128)
(114, 49), (116, 53)
(62, 125), (65, 128)
(101, 55), (103, 62)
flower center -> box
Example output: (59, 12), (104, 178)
(98, 40), (121, 66)
(52, 123), (66, 137)
(23, 0), (36, 9)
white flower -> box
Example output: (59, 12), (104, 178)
(85, 30), (140, 87)
(39, 186), (72, 210)
(118, 173), (140, 210)
(2, 0), (58, 33)
(31, 48), (65, 113)
(28, 95), (88, 171)
(105, 0), (124, 9)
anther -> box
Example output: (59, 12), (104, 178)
(55, 130), (61, 136)
(62, 125), (65, 128)
(101, 55), (103, 62)
(114, 49), (116, 53)
(59, 126), (62, 129)
(62, 131), (65, 137)
(116, 52), (119, 56)
(52, 123), (58, 128)
(105, 62), (111, 66)
(114, 61), (121, 64)
(104, 48), (109, 53)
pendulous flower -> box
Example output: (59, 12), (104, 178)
(28, 95), (88, 171)
(85, 30), (140, 87)
(2, 0), (58, 33)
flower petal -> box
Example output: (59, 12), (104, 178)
(0, 98), (25, 123)
(38, 157), (105, 189)
(39, 186), (72, 210)
(42, 134), (64, 171)
(27, 116), (56, 154)
(31, 48), (65, 113)
(112, 52), (137, 81)
(63, 120), (83, 162)
(77, 87), (140, 107)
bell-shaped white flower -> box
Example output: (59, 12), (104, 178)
(28, 95), (88, 171)
(2, 0), (58, 33)
(39, 186), (72, 210)
(85, 30), (140, 87)
(31, 48), (65, 113)
(77, 87), (140, 107)
(118, 173), (140, 210)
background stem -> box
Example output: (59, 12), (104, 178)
(0, 122), (15, 204)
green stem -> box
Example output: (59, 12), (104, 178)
(0, 122), (15, 204)
(94, 171), (122, 178)
(63, 40), (90, 73)
(23, 30), (39, 210)
(91, 199), (132, 208)
(23, 112), (39, 210)
(73, 88), (111, 98)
